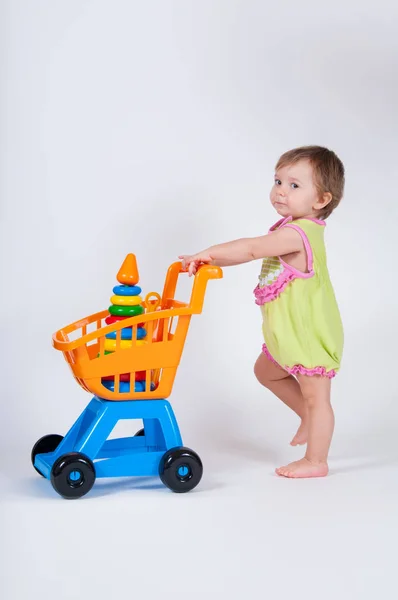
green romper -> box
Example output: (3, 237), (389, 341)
(253, 216), (343, 378)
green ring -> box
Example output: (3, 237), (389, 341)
(108, 304), (144, 317)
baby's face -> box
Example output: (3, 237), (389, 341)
(270, 160), (320, 219)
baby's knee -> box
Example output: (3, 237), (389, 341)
(303, 394), (318, 410)
(254, 362), (272, 389)
(253, 362), (262, 383)
(299, 376), (331, 409)
(253, 360), (263, 381)
(302, 388), (330, 410)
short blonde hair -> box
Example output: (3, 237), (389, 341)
(276, 146), (345, 219)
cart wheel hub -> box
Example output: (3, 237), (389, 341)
(177, 465), (189, 477)
(69, 470), (82, 483)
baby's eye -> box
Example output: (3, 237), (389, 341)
(291, 183), (299, 189)
(274, 179), (282, 185)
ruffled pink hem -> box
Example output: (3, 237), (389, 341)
(254, 269), (295, 305)
(288, 365), (337, 379)
(262, 342), (282, 367)
(262, 343), (337, 379)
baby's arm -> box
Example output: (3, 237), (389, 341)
(179, 227), (303, 276)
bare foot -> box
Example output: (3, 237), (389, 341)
(275, 458), (329, 478)
(290, 419), (308, 446)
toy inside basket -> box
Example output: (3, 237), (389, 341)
(56, 301), (191, 401)
(52, 256), (223, 401)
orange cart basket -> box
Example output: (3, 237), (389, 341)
(52, 262), (223, 401)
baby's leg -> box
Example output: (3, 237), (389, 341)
(254, 353), (309, 445)
(276, 374), (333, 478)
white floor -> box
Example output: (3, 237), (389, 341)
(1, 431), (397, 600)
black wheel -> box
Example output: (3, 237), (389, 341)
(159, 447), (203, 493)
(50, 453), (96, 499)
(31, 434), (64, 476)
(134, 428), (145, 437)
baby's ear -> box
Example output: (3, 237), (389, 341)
(315, 192), (332, 210)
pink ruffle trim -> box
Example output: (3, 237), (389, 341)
(254, 270), (295, 305)
(288, 365), (337, 379)
(262, 343), (337, 379)
(262, 342), (281, 368)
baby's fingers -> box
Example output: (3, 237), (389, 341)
(187, 261), (196, 277)
(178, 255), (191, 270)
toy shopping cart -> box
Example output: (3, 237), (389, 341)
(31, 256), (222, 499)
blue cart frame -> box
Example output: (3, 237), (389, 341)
(33, 397), (202, 499)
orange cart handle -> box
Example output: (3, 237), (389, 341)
(52, 262), (223, 352)
(161, 262), (223, 314)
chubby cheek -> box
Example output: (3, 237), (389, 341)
(270, 187), (278, 202)
(294, 194), (308, 210)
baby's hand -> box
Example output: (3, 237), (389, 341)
(178, 253), (214, 277)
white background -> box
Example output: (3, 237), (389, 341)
(1, 1), (398, 599)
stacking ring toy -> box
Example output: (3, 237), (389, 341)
(102, 371), (146, 382)
(110, 295), (143, 306)
(105, 327), (147, 340)
(101, 380), (155, 393)
(108, 305), (144, 317)
(104, 339), (147, 352)
(113, 285), (142, 296)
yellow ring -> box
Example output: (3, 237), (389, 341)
(104, 339), (147, 352)
(110, 294), (143, 306)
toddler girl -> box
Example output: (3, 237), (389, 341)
(179, 146), (344, 478)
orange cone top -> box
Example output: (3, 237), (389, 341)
(117, 254), (139, 285)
